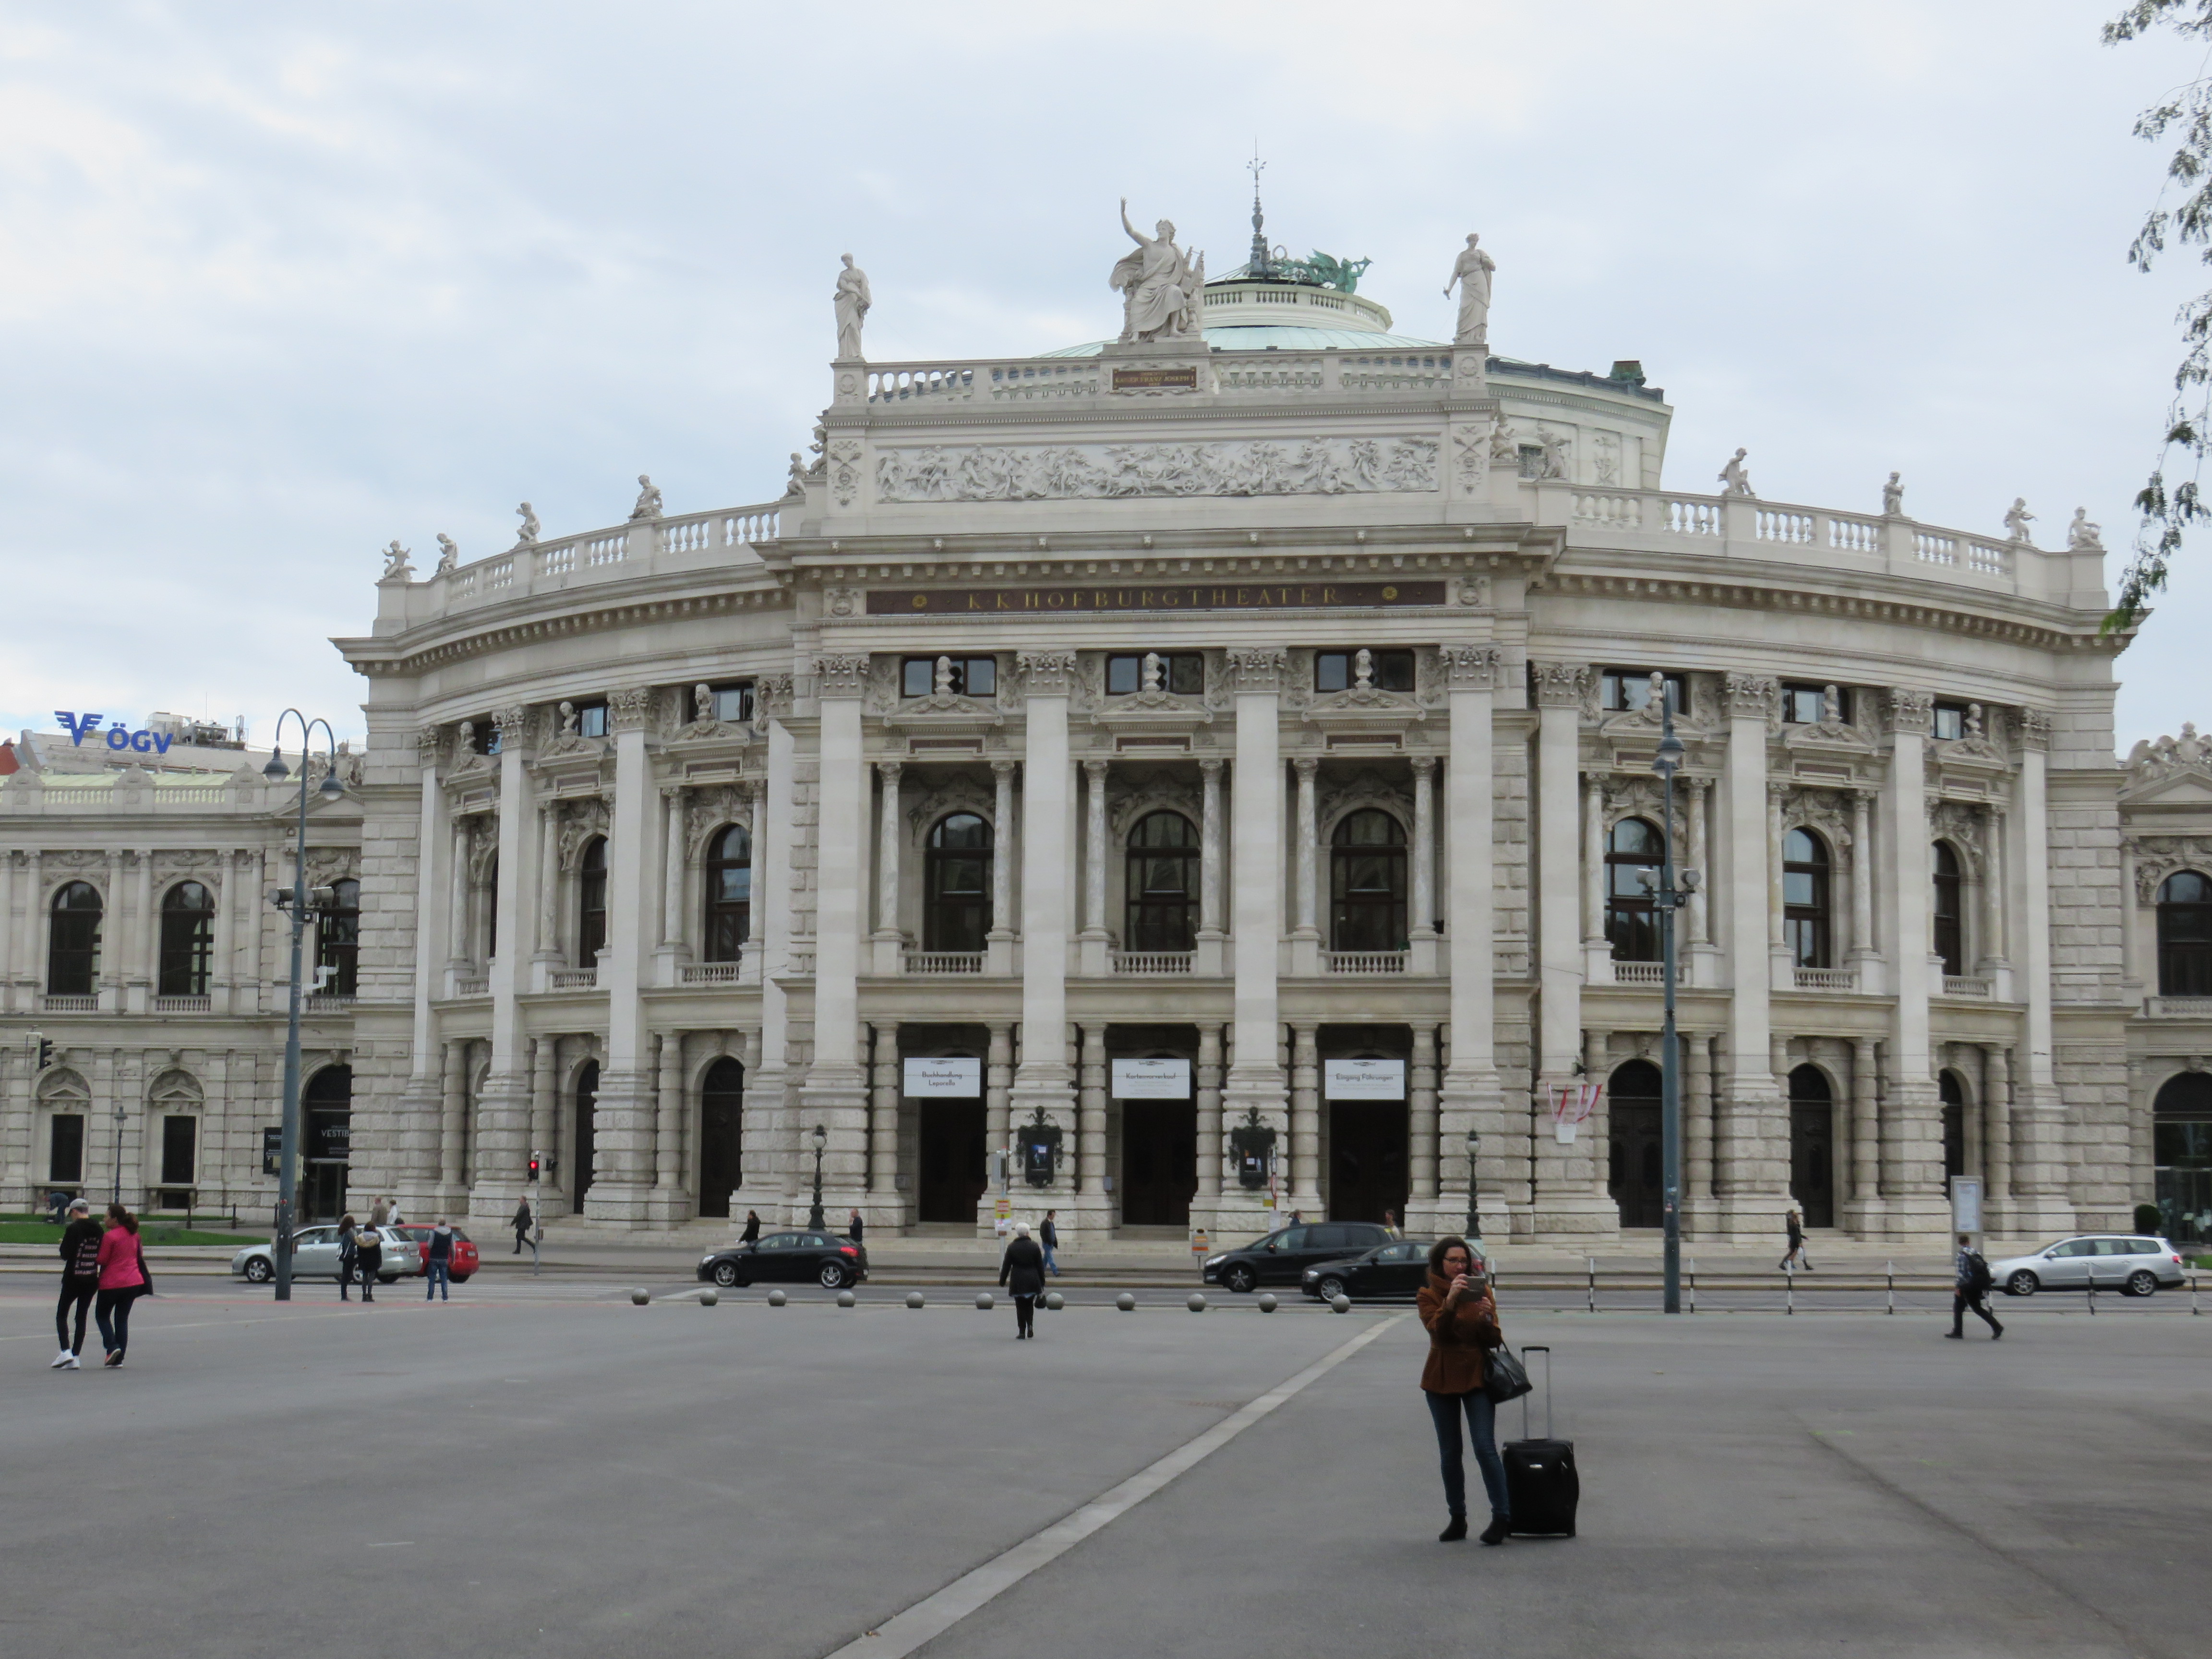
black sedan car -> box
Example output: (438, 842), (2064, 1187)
(698, 1230), (868, 1290)
(1202, 1221), (1397, 1293)
(1301, 1239), (1433, 1302)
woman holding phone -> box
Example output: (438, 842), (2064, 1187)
(1417, 1236), (1510, 1544)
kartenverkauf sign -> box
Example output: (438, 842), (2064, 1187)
(869, 580), (1444, 616)
(1110, 1058), (1190, 1099)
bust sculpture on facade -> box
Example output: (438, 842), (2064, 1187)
(1719, 448), (1754, 498)
(1882, 472), (1904, 517)
(834, 253), (871, 361)
(1110, 201), (1202, 344)
(434, 533), (459, 574)
(2005, 497), (2036, 544)
(629, 474), (663, 521)
(1443, 232), (1496, 347)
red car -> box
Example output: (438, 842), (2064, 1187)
(394, 1224), (480, 1282)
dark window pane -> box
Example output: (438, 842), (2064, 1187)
(1372, 650), (1414, 691)
(158, 881), (215, 997)
(578, 838), (608, 962)
(1168, 654), (1205, 695)
(1106, 655), (1141, 695)
(1316, 652), (1349, 692)
(903, 659), (933, 697)
(48, 1114), (84, 1183)
(161, 1115), (196, 1185)
(577, 703), (609, 738)
(710, 683), (754, 722)
(1933, 705), (1966, 741)
(926, 814), (994, 950)
(316, 878), (361, 998)
(48, 881), (103, 996)
(963, 658), (996, 697)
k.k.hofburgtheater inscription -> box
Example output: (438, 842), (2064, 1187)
(868, 580), (1447, 615)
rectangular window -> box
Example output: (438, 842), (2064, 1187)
(1106, 652), (1204, 696)
(574, 702), (610, 738)
(472, 719), (502, 757)
(1315, 649), (1414, 694)
(161, 1115), (196, 1186)
(709, 682), (754, 723)
(1932, 702), (1968, 742)
(48, 1114), (84, 1184)
(1781, 684), (1849, 725)
(902, 656), (997, 698)
(1599, 669), (1685, 714)
(1517, 444), (1544, 480)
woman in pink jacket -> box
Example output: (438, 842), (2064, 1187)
(94, 1204), (150, 1367)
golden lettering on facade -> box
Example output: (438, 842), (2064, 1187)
(866, 581), (1446, 615)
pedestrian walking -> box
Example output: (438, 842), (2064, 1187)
(354, 1224), (382, 1301)
(336, 1214), (360, 1301)
(93, 1204), (151, 1368)
(1947, 1234), (2003, 1340)
(1383, 1208), (1403, 1239)
(999, 1221), (1046, 1339)
(848, 1207), (865, 1244)
(1039, 1209), (1061, 1276)
(1779, 1206), (1814, 1272)
(424, 1218), (455, 1300)
(386, 1197), (406, 1226)
(52, 1197), (100, 1370)
(740, 1210), (761, 1244)
(1417, 1236), (1511, 1545)
(367, 1196), (389, 1227)
(511, 1197), (532, 1254)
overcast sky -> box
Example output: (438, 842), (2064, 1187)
(3, 1), (2206, 750)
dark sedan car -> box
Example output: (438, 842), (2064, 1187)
(698, 1230), (867, 1290)
(1301, 1238), (1434, 1302)
(1202, 1221), (1397, 1293)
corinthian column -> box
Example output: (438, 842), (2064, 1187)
(1719, 672), (1786, 1239)
(1081, 758), (1109, 975)
(1409, 755), (1437, 974)
(1196, 757), (1225, 975)
(874, 762), (903, 975)
(1530, 662), (1609, 1235)
(1218, 648), (1289, 1227)
(1009, 653), (1082, 1222)
(988, 760), (1016, 974)
(1291, 756), (1320, 974)
(799, 654), (874, 1227)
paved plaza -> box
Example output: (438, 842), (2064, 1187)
(4, 1279), (2205, 1658)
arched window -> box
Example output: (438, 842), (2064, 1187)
(704, 825), (752, 963)
(1939, 1070), (1967, 1180)
(577, 837), (608, 963)
(316, 878), (360, 998)
(2157, 871), (2212, 996)
(698, 1057), (744, 1218)
(1604, 818), (1662, 962)
(2153, 1070), (2212, 1245)
(1330, 809), (1407, 953)
(156, 881), (216, 997)
(1932, 841), (1964, 977)
(1125, 811), (1198, 952)
(1788, 1064), (1835, 1227)
(1783, 829), (1831, 969)
(925, 814), (993, 951)
(47, 882), (102, 996)
(1606, 1059), (1663, 1227)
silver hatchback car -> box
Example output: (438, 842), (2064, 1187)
(230, 1225), (419, 1285)
(1989, 1234), (2187, 1298)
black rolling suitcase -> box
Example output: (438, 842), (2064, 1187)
(1503, 1344), (1578, 1537)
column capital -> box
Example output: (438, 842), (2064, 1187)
(877, 759), (903, 781)
(990, 757), (1018, 776)
(1723, 672), (1779, 719)
(1082, 757), (1107, 779)
(1409, 754), (1437, 779)
(415, 727), (446, 769)
(813, 654), (871, 698)
(1224, 647), (1287, 692)
(2015, 707), (2053, 751)
(1888, 687), (1934, 734)
(1016, 649), (1078, 695)
(1292, 755), (1319, 779)
(755, 672), (794, 720)
(1440, 643), (1504, 690)
(1529, 661), (1588, 708)
(1199, 756), (1224, 778)
(494, 703), (535, 745)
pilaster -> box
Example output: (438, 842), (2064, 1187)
(1221, 648), (1289, 1152)
(797, 655), (873, 1221)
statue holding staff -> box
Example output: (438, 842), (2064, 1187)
(834, 253), (871, 361)
(1443, 232), (1496, 347)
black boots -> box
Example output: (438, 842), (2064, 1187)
(1479, 1516), (1511, 1546)
(1439, 1515), (1468, 1542)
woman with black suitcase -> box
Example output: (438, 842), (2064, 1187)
(1417, 1237), (1511, 1545)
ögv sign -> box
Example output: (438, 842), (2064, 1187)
(871, 579), (1444, 615)
(55, 712), (179, 755)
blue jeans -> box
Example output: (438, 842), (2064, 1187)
(425, 1260), (451, 1299)
(1426, 1388), (1510, 1520)
(1042, 1243), (1059, 1276)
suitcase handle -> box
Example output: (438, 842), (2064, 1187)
(1515, 1345), (1555, 1441)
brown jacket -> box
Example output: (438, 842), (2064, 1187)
(1416, 1270), (1502, 1395)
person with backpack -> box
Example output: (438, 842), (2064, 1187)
(1418, 1236), (1511, 1545)
(1947, 1235), (2002, 1340)
(52, 1198), (101, 1369)
(425, 1219), (457, 1299)
(353, 1225), (382, 1302)
(93, 1203), (151, 1367)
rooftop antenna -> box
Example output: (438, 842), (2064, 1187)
(1247, 144), (1271, 277)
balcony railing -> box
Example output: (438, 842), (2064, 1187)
(151, 995), (210, 1014)
(1323, 951), (1407, 975)
(550, 969), (599, 990)
(453, 975), (490, 998)
(1792, 967), (1858, 993)
(1612, 961), (1665, 986)
(1941, 975), (1993, 999)
(680, 961), (744, 985)
(41, 994), (98, 1013)
(903, 951), (986, 974)
(1109, 951), (1193, 975)
(304, 994), (356, 1014)
(2145, 995), (2212, 1018)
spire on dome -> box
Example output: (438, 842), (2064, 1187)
(1247, 145), (1274, 278)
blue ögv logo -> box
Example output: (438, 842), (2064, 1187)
(54, 712), (175, 755)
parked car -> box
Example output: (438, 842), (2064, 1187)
(1202, 1221), (1397, 1294)
(391, 1224), (480, 1283)
(231, 1225), (417, 1285)
(698, 1230), (867, 1289)
(1990, 1234), (2186, 1298)
(1300, 1238), (1434, 1302)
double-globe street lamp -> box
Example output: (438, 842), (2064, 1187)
(1638, 704), (1700, 1314)
(262, 712), (346, 1303)
(807, 1123), (829, 1230)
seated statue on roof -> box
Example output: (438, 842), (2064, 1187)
(1111, 200), (1202, 344)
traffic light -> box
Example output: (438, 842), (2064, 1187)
(29, 1030), (52, 1071)
(527, 1154), (542, 1181)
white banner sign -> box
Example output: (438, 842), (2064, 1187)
(1950, 1176), (1983, 1236)
(1112, 1058), (1190, 1099)
(903, 1057), (981, 1097)
(1324, 1058), (1406, 1100)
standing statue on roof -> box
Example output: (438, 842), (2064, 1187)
(1719, 448), (1754, 498)
(1882, 472), (1904, 517)
(1111, 200), (1201, 343)
(2004, 497), (2036, 544)
(1443, 232), (1496, 347)
(834, 253), (871, 361)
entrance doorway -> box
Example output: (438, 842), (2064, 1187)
(698, 1058), (743, 1218)
(574, 1060), (599, 1210)
(2155, 1070), (2212, 1245)
(917, 1100), (986, 1223)
(303, 1163), (348, 1223)
(1328, 1103), (1408, 1224)
(1608, 1060), (1663, 1227)
(301, 1065), (352, 1222)
(1120, 1100), (1196, 1225)
(1789, 1065), (1835, 1228)
(1939, 1070), (1967, 1181)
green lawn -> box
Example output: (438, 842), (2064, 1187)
(0, 1220), (263, 1247)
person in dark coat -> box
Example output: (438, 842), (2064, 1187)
(848, 1207), (865, 1243)
(1416, 1236), (1509, 1544)
(1779, 1206), (1813, 1272)
(1039, 1209), (1061, 1276)
(740, 1210), (761, 1244)
(998, 1222), (1047, 1339)
(512, 1197), (533, 1254)
(353, 1225), (381, 1302)
(335, 1214), (359, 1302)
(53, 1198), (101, 1369)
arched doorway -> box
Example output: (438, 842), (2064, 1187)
(301, 1064), (352, 1223)
(698, 1058), (743, 1218)
(1788, 1065), (1835, 1228)
(1939, 1070), (1967, 1183)
(1118, 1040), (1198, 1227)
(2154, 1071), (2212, 1245)
(1607, 1060), (1663, 1227)
(573, 1060), (599, 1210)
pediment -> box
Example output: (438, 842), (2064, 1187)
(1300, 686), (1426, 728)
(882, 694), (1004, 733)
(1782, 720), (1875, 755)
(1094, 690), (1212, 732)
(2120, 766), (2212, 809)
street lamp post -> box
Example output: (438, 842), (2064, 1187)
(1465, 1127), (1482, 1242)
(807, 1122), (828, 1230)
(262, 711), (346, 1303)
(1645, 704), (1700, 1314)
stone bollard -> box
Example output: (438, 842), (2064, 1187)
(1044, 1291), (1065, 1311)
(1257, 1293), (1278, 1312)
(630, 1288), (650, 1306)
(906, 1291), (926, 1310)
(1116, 1293), (1136, 1311)
(1187, 1293), (1207, 1313)
(837, 1289), (857, 1308)
(767, 1289), (787, 1306)
(700, 1288), (718, 1307)
(976, 1292), (995, 1310)
(1331, 1294), (1351, 1314)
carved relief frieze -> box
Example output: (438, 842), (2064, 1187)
(304, 848), (359, 890)
(2128, 835), (2212, 904)
(684, 785), (753, 860)
(1927, 799), (1986, 874)
(904, 774), (998, 840)
(1107, 777), (1203, 842)
(873, 436), (1440, 504)
(828, 440), (862, 508)
(755, 673), (794, 722)
(1319, 767), (1413, 834)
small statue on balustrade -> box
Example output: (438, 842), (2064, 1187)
(380, 540), (414, 580)
(1882, 472), (1904, 517)
(514, 502), (541, 547)
(834, 253), (871, 360)
(2004, 497), (2035, 544)
(2067, 507), (2104, 553)
(630, 475), (663, 521)
(1718, 448), (1754, 498)
(434, 533), (459, 574)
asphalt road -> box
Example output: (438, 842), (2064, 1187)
(5, 1277), (2205, 1658)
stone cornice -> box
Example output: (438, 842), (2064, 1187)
(335, 584), (793, 679)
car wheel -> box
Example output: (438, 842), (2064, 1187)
(1317, 1274), (1348, 1301)
(711, 1261), (741, 1288)
(1223, 1265), (1257, 1295)
(243, 1257), (273, 1283)
(2126, 1270), (2158, 1298)
(818, 1263), (850, 1290)
(2006, 1270), (2039, 1297)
